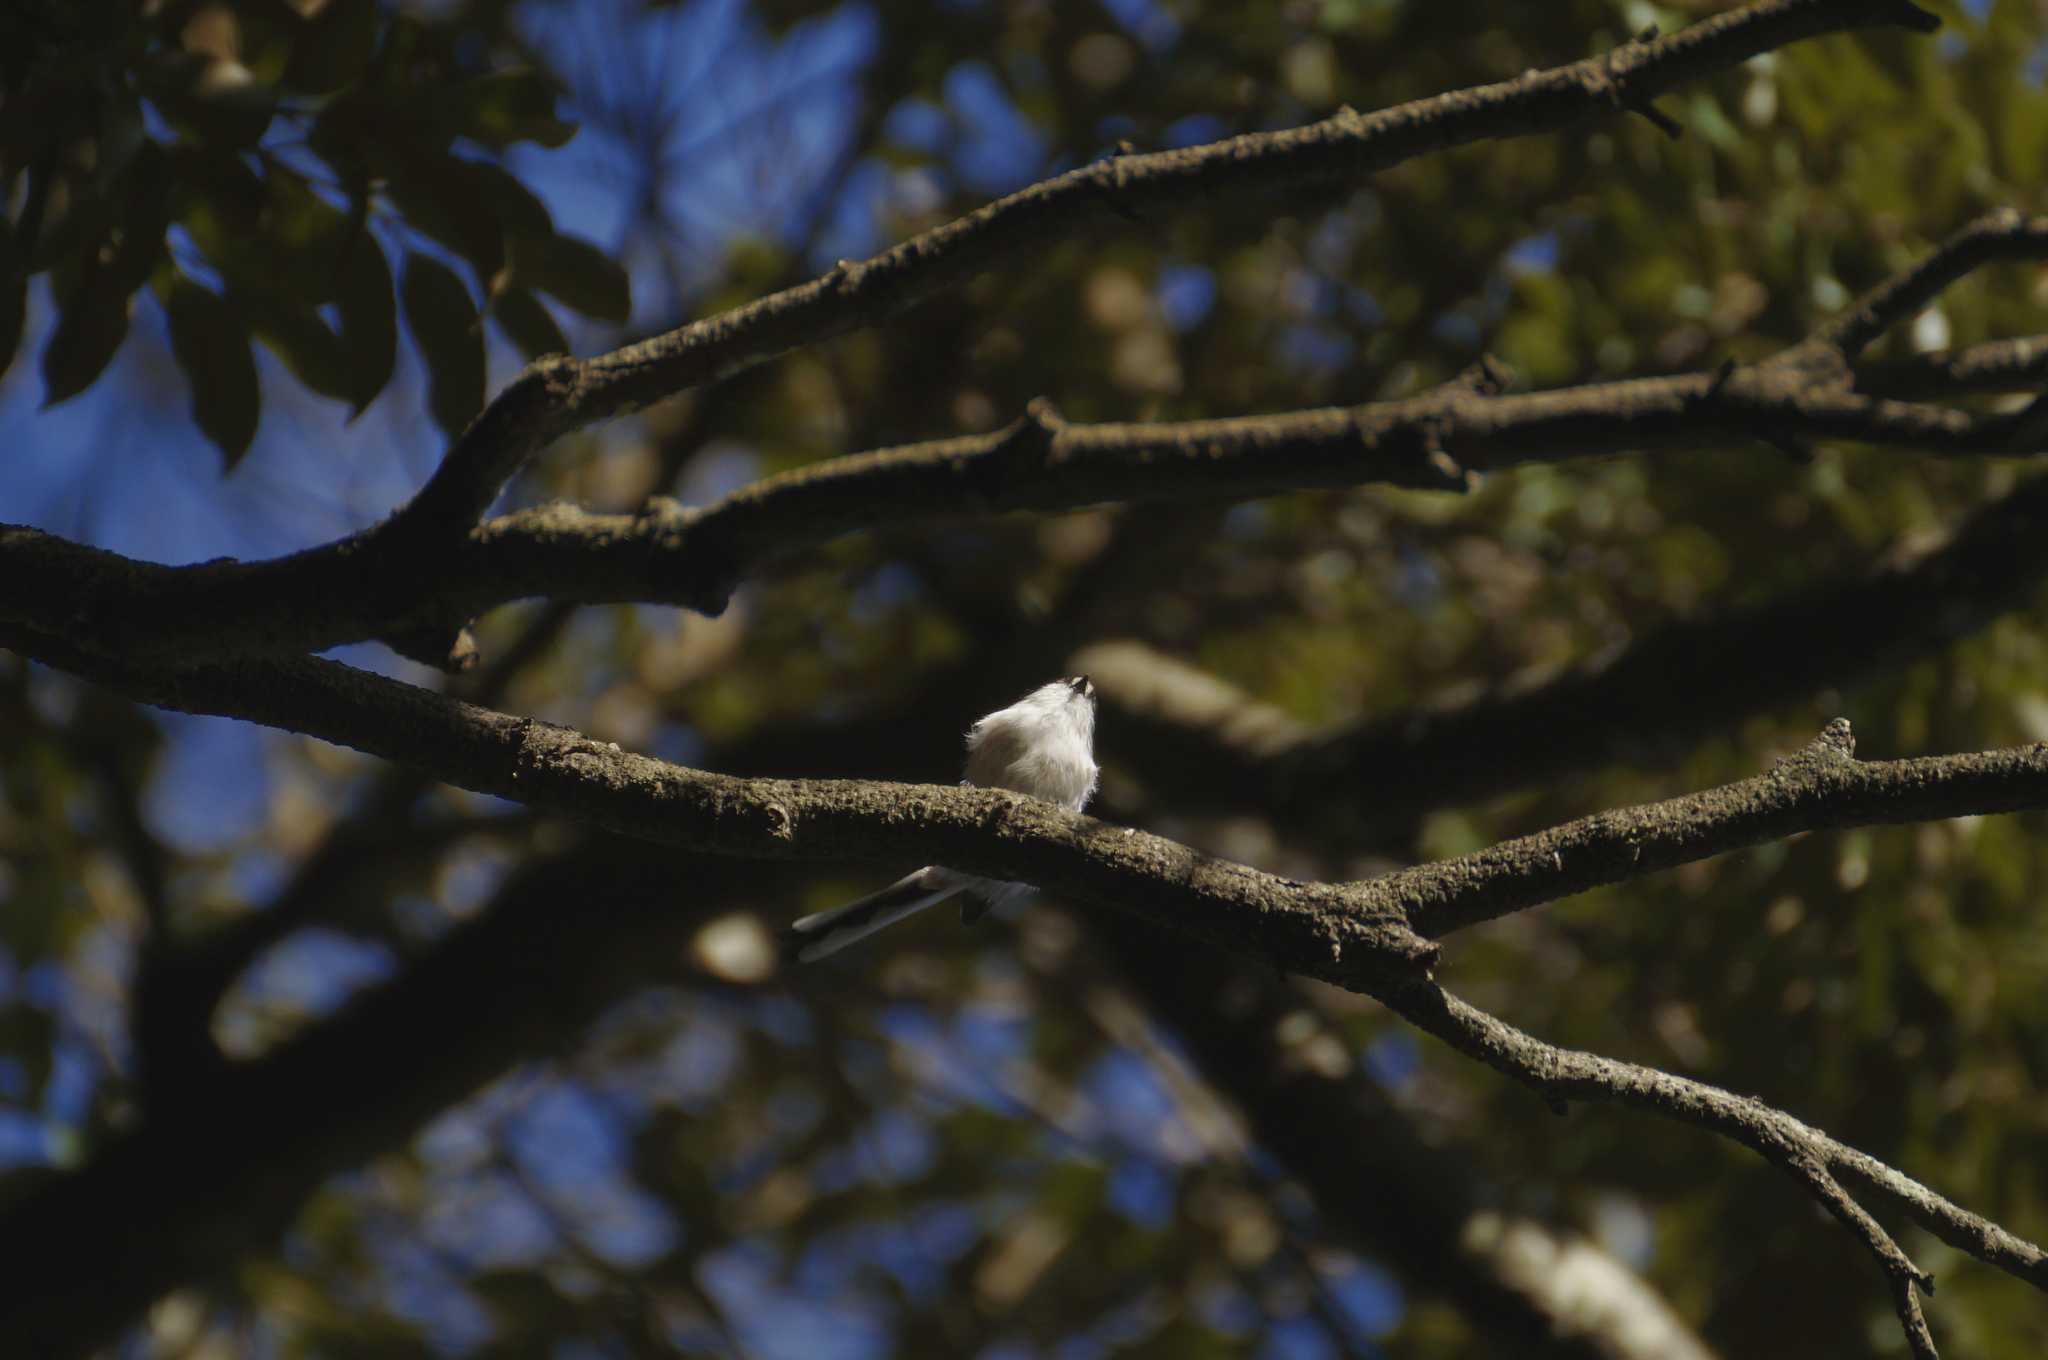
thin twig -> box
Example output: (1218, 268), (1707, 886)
(1820, 209), (2048, 359)
(1372, 977), (2041, 1358)
(1855, 334), (2048, 398)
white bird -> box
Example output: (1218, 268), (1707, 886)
(788, 676), (1099, 962)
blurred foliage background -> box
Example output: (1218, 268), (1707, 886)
(5, 0), (2048, 1355)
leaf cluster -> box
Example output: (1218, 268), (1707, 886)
(1, 0), (628, 464)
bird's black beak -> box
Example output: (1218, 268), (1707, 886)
(1069, 674), (1093, 698)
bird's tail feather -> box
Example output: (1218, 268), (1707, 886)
(787, 868), (961, 962)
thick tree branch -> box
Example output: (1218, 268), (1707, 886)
(9, 350), (2044, 665)
(10, 701), (2043, 1357)
(145, 373), (752, 1047)
(0, 625), (1438, 990)
(16, 599), (2048, 992)
(0, 0), (1951, 669)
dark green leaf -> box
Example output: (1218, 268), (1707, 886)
(283, 0), (380, 94)
(21, 168), (112, 275)
(41, 263), (131, 408)
(0, 219), (25, 382)
(106, 141), (173, 295)
(168, 145), (267, 262)
(443, 70), (576, 150)
(88, 92), (150, 199)
(470, 1270), (572, 1332)
(163, 274), (260, 467)
(0, 1007), (56, 1101)
(335, 232), (397, 416)
(234, 288), (352, 404)
(35, 142), (176, 401)
(365, 12), (427, 87)
(142, 49), (278, 149)
(508, 230), (629, 323)
(262, 166), (355, 302)
(381, 152), (504, 282)
(464, 162), (555, 240)
(491, 286), (568, 360)
(401, 254), (484, 439)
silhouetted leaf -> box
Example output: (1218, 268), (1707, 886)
(470, 1271), (574, 1333)
(364, 11), (429, 89)
(508, 230), (629, 323)
(41, 263), (131, 408)
(106, 140), (173, 293)
(402, 254), (484, 439)
(443, 70), (576, 149)
(0, 219), (26, 381)
(283, 0), (379, 94)
(163, 274), (260, 467)
(335, 232), (396, 416)
(262, 166), (355, 302)
(32, 143), (175, 408)
(491, 286), (568, 360)
(0, 1007), (55, 1101)
(382, 152), (505, 281)
(21, 161), (114, 276)
(465, 161), (555, 240)
(236, 288), (352, 404)
(168, 145), (266, 261)
(142, 48), (277, 149)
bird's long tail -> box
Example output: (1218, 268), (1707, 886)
(787, 867), (962, 962)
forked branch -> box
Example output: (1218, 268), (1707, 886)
(0, 0), (1958, 670)
(1377, 973), (2043, 1358)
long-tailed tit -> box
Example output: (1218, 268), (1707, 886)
(788, 676), (1099, 962)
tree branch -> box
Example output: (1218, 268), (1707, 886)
(1373, 975), (2046, 1357)
(386, 0), (1935, 530)
(0, 625), (1439, 990)
(1818, 208), (2048, 359)
(0, 842), (755, 1358)
(15, 677), (2046, 1357)
(1855, 335), (2048, 398)
(0, 0), (1953, 670)
(16, 586), (2048, 999)
(1384, 719), (2048, 939)
(1081, 466), (2048, 838)
(10, 348), (2045, 665)
(1092, 912), (1722, 1358)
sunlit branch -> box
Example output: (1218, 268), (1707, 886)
(0, 0), (1955, 671)
(0, 623), (1440, 991)
(17, 606), (2048, 1003)
(393, 0), (1940, 535)
(9, 346), (2046, 667)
